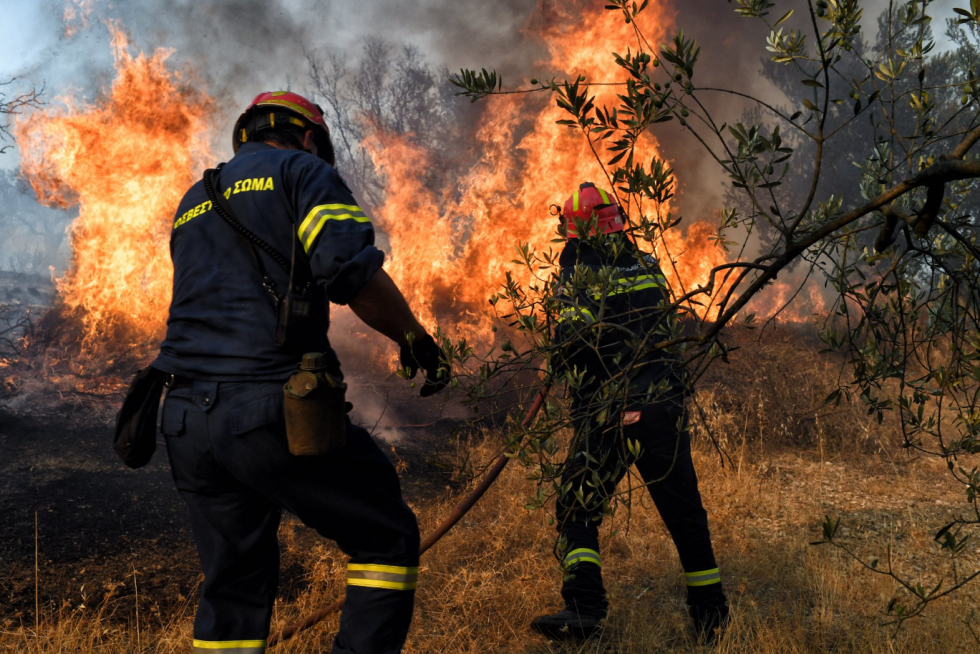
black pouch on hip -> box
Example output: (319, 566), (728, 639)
(113, 366), (166, 468)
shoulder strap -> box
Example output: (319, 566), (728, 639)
(202, 165), (291, 276)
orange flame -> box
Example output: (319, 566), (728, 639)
(369, 0), (743, 341)
(14, 25), (215, 354)
(13, 2), (818, 373)
(762, 279), (828, 323)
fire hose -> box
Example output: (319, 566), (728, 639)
(267, 387), (549, 647)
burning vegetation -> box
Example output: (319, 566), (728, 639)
(14, 25), (213, 359)
(11, 1), (821, 375)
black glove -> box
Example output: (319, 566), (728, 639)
(399, 333), (450, 397)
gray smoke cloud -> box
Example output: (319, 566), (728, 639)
(72, 0), (547, 155)
(623, 0), (963, 220)
(3, 0), (547, 161)
(6, 0), (967, 208)
(4, 0), (968, 296)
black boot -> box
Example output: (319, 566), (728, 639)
(690, 602), (729, 644)
(530, 607), (604, 640)
(687, 584), (729, 645)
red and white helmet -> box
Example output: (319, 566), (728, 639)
(561, 182), (625, 238)
(232, 91), (335, 165)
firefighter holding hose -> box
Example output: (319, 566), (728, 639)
(530, 183), (729, 643)
(151, 91), (447, 654)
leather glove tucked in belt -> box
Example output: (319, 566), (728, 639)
(399, 333), (450, 397)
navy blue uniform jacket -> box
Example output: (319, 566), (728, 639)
(153, 142), (382, 380)
(554, 236), (682, 409)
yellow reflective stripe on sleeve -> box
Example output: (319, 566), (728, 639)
(298, 203), (369, 237)
(557, 306), (596, 324)
(298, 203), (371, 253)
(192, 639), (266, 653)
(572, 191), (580, 211)
(684, 568), (721, 587)
(564, 548), (602, 568)
(596, 274), (669, 298)
(347, 563), (419, 591)
(597, 187), (610, 204)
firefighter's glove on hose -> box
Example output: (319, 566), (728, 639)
(400, 333), (450, 397)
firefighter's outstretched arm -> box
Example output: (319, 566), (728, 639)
(349, 268), (449, 397)
(348, 268), (424, 346)
(289, 152), (448, 396)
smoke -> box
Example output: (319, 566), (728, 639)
(18, 0), (549, 160)
(641, 0), (781, 221)
(649, 0), (965, 221)
(8, 0), (812, 221)
(10, 0), (968, 202)
(15, 0), (965, 359)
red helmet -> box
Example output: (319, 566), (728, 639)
(561, 182), (625, 238)
(232, 91), (335, 165)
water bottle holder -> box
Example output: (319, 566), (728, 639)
(283, 366), (348, 456)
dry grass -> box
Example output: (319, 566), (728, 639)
(4, 327), (980, 652)
(694, 324), (896, 458)
(5, 436), (978, 653)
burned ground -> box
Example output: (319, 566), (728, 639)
(0, 405), (198, 624)
(0, 376), (474, 630)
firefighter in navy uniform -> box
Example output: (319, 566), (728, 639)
(152, 91), (446, 654)
(530, 183), (729, 643)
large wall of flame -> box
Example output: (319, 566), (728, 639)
(11, 2), (824, 363)
(14, 26), (214, 351)
(367, 0), (735, 341)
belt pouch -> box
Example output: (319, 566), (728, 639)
(283, 353), (347, 456)
(113, 366), (166, 468)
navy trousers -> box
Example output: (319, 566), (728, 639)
(162, 380), (420, 654)
(556, 397), (725, 617)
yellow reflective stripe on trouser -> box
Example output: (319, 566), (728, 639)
(564, 548), (602, 568)
(192, 639), (266, 653)
(297, 203), (370, 252)
(685, 568), (721, 587)
(347, 563), (419, 590)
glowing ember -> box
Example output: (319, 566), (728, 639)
(14, 24), (214, 354)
